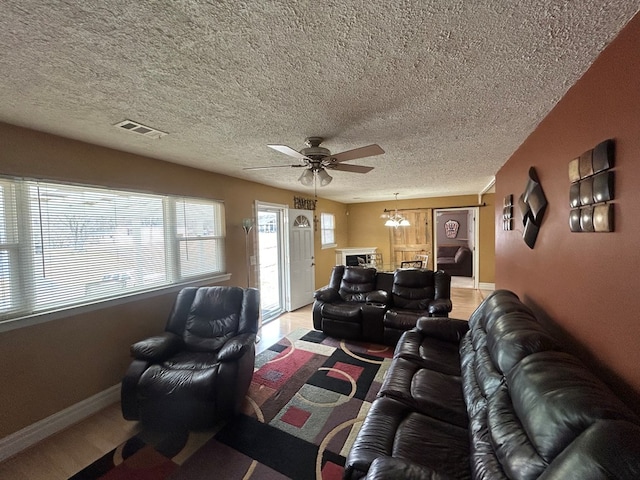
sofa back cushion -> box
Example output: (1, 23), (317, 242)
(391, 269), (435, 309)
(487, 311), (560, 374)
(183, 286), (245, 352)
(339, 266), (377, 302)
(437, 245), (460, 257)
(488, 351), (640, 480)
(464, 289), (640, 480)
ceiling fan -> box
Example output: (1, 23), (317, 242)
(244, 137), (384, 186)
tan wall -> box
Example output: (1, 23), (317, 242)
(312, 199), (349, 288)
(0, 125), (495, 438)
(495, 13), (640, 401)
(346, 194), (495, 284)
(0, 122), (344, 437)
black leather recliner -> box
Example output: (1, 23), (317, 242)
(121, 286), (260, 429)
(382, 268), (452, 345)
(313, 266), (391, 342)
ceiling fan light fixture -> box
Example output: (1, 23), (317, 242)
(299, 169), (314, 186)
(317, 169), (333, 186)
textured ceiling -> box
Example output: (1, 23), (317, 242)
(1, 2), (638, 203)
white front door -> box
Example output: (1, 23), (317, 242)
(288, 209), (315, 311)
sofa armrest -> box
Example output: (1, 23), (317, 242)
(130, 332), (182, 361)
(416, 317), (469, 343)
(428, 298), (452, 316)
(218, 332), (257, 361)
(365, 457), (454, 480)
(366, 290), (389, 304)
(314, 286), (341, 303)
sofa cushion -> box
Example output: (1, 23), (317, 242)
(339, 267), (377, 302)
(487, 311), (560, 374)
(437, 245), (460, 257)
(394, 329), (462, 376)
(345, 397), (471, 480)
(378, 357), (468, 428)
(322, 302), (363, 322)
(384, 309), (425, 330)
(538, 420), (640, 480)
(507, 351), (639, 462)
(391, 269), (435, 309)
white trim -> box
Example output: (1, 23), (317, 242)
(478, 282), (496, 291)
(480, 177), (496, 195)
(0, 273), (231, 334)
(0, 384), (121, 462)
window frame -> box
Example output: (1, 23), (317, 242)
(0, 176), (230, 333)
(320, 212), (337, 248)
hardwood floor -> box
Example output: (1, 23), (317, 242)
(0, 287), (489, 480)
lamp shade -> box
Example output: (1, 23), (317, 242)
(298, 169), (314, 186)
(317, 169), (333, 186)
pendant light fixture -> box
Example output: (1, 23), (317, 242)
(384, 193), (410, 228)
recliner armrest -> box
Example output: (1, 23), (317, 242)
(130, 332), (183, 361)
(314, 287), (341, 303)
(365, 457), (454, 480)
(217, 332), (256, 361)
(416, 317), (469, 343)
(366, 290), (389, 304)
(428, 298), (452, 316)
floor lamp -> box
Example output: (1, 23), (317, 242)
(242, 218), (254, 287)
(242, 218), (260, 343)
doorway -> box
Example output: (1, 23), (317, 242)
(256, 202), (288, 323)
(433, 208), (478, 289)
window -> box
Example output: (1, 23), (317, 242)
(0, 177), (225, 324)
(320, 212), (336, 248)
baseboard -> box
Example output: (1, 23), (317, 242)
(0, 384), (121, 462)
(478, 282), (495, 291)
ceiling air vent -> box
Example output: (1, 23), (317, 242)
(114, 120), (167, 139)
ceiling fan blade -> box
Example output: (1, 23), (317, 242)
(329, 163), (374, 174)
(329, 144), (385, 163)
(267, 144), (309, 161)
(243, 164), (305, 170)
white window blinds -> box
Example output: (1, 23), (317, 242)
(0, 178), (225, 323)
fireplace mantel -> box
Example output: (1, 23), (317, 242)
(335, 247), (377, 266)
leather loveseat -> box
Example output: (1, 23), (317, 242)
(313, 266), (452, 345)
(344, 289), (640, 479)
(437, 245), (472, 277)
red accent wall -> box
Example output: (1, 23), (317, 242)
(495, 13), (640, 402)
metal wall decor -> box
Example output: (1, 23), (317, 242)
(568, 139), (614, 232)
(444, 219), (460, 238)
(518, 167), (547, 249)
(293, 196), (317, 210)
(503, 194), (513, 230)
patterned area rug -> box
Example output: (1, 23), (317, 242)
(70, 329), (393, 479)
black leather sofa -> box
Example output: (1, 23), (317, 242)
(344, 289), (640, 479)
(437, 245), (472, 277)
(313, 266), (452, 345)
